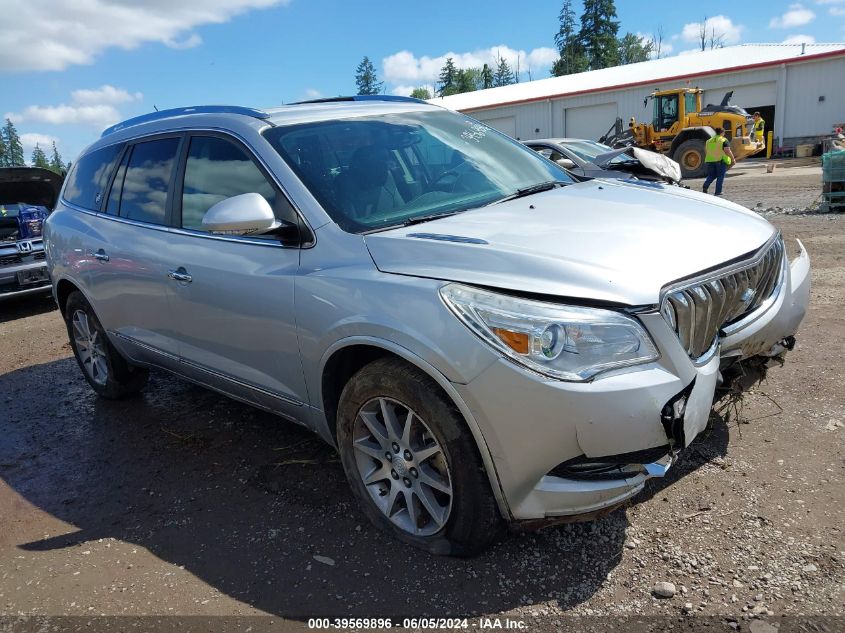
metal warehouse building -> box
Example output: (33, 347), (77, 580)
(432, 43), (845, 149)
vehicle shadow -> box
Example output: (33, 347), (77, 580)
(0, 292), (56, 324)
(1, 360), (728, 620)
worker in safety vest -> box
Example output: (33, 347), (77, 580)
(702, 127), (735, 196)
(752, 112), (765, 142)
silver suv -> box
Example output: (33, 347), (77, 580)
(44, 97), (810, 555)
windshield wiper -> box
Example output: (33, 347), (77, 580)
(401, 210), (463, 226)
(488, 180), (567, 205)
(360, 210), (464, 234)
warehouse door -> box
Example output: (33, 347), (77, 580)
(565, 103), (617, 141)
(703, 83), (776, 113)
(745, 105), (776, 140)
(704, 82), (777, 141)
(481, 115), (517, 138)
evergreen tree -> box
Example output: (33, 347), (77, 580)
(0, 132), (7, 168)
(455, 68), (481, 94)
(437, 58), (459, 96)
(2, 118), (25, 167)
(579, 0), (620, 70)
(49, 141), (65, 174)
(552, 0), (588, 76)
(493, 55), (515, 87)
(617, 32), (654, 65)
(355, 56), (383, 95)
(31, 144), (49, 169)
(481, 63), (494, 89)
(410, 87), (431, 100)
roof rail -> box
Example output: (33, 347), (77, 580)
(289, 95), (425, 105)
(101, 105), (270, 138)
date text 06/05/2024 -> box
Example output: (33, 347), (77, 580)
(307, 617), (527, 629)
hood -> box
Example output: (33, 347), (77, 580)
(0, 167), (64, 209)
(593, 147), (682, 183)
(364, 179), (775, 306)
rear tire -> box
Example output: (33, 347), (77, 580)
(64, 291), (148, 399)
(336, 357), (501, 556)
(674, 139), (707, 179)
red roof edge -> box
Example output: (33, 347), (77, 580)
(460, 48), (845, 113)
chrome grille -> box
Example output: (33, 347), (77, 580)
(0, 253), (22, 267)
(661, 236), (785, 360)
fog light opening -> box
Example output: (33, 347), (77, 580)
(661, 379), (695, 449)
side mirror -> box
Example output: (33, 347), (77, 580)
(556, 158), (576, 169)
(201, 193), (281, 236)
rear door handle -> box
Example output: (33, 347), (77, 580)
(167, 268), (192, 283)
(90, 249), (109, 262)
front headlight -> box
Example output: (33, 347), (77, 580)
(440, 283), (659, 381)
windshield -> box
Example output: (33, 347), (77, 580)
(560, 140), (635, 165)
(263, 109), (573, 233)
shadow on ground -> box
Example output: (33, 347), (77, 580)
(0, 293), (56, 324)
(0, 360), (728, 619)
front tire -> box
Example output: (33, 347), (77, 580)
(64, 291), (148, 399)
(337, 357), (501, 556)
(674, 139), (707, 179)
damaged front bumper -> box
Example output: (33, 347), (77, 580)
(453, 239), (810, 522)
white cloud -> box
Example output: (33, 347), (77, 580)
(815, 0), (844, 4)
(0, 0), (289, 72)
(680, 15), (744, 45)
(5, 85), (143, 130)
(70, 85), (143, 106)
(635, 32), (674, 58)
(303, 88), (323, 99)
(830, 6), (845, 15)
(782, 33), (818, 43)
(770, 4), (816, 28)
(382, 45), (559, 86)
(165, 33), (203, 50)
(20, 133), (59, 160)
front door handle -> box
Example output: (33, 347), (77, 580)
(167, 267), (192, 283)
(90, 249), (109, 262)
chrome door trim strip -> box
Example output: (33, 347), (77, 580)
(178, 358), (304, 407)
(111, 331), (304, 408)
(111, 331), (179, 361)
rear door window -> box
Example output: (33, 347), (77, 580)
(62, 144), (123, 211)
(118, 138), (180, 225)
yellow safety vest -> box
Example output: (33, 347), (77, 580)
(753, 118), (765, 139)
(705, 135), (727, 163)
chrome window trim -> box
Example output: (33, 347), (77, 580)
(63, 196), (299, 250)
(61, 124), (316, 249)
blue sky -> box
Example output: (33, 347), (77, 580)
(2, 0), (843, 162)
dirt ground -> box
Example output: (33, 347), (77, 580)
(1, 164), (842, 630)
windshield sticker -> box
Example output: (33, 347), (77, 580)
(461, 122), (488, 143)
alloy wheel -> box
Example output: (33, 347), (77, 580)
(72, 309), (108, 386)
(351, 397), (453, 536)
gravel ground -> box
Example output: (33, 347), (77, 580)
(1, 166), (842, 630)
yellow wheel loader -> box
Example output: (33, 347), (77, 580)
(599, 88), (766, 179)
